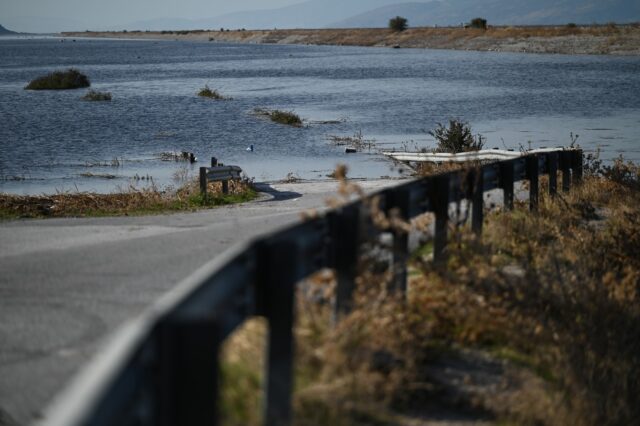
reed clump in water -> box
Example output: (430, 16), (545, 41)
(25, 68), (91, 90)
(82, 89), (112, 101)
(254, 108), (303, 127)
(198, 85), (231, 100)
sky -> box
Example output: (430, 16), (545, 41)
(0, 0), (304, 32)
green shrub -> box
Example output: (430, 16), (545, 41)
(25, 69), (90, 90)
(389, 16), (408, 32)
(567, 22), (578, 28)
(429, 119), (485, 153)
(82, 90), (112, 101)
(469, 17), (488, 29)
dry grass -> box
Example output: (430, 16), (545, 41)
(63, 25), (640, 55)
(218, 160), (640, 425)
(0, 179), (256, 219)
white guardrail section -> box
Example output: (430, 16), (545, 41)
(383, 148), (572, 163)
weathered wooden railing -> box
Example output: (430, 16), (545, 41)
(41, 149), (583, 426)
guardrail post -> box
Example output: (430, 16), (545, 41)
(200, 167), (208, 200)
(432, 174), (450, 263)
(156, 320), (220, 426)
(573, 149), (583, 183)
(560, 151), (571, 192)
(526, 155), (539, 211)
(390, 190), (410, 295)
(260, 241), (296, 426)
(330, 206), (360, 323)
(548, 152), (558, 196)
(471, 168), (484, 235)
(499, 160), (515, 211)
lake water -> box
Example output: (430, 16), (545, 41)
(1, 36), (639, 194)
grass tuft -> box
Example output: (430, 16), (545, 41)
(198, 85), (231, 100)
(254, 108), (303, 127)
(82, 90), (112, 101)
(25, 69), (90, 90)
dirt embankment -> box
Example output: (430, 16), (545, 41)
(63, 24), (640, 55)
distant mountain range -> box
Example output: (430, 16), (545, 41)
(330, 0), (640, 28)
(5, 0), (640, 33)
(117, 0), (640, 31)
(0, 24), (17, 34)
(121, 0), (408, 31)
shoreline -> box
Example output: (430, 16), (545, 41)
(0, 177), (406, 220)
(62, 25), (640, 55)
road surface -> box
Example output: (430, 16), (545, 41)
(0, 179), (400, 426)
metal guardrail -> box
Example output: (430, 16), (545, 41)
(383, 147), (570, 163)
(41, 149), (583, 426)
(200, 157), (243, 197)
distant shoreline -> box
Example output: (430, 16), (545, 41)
(61, 25), (640, 55)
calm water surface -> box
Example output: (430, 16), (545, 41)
(1, 36), (639, 194)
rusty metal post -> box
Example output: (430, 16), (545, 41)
(573, 149), (583, 183)
(471, 168), (484, 235)
(331, 205), (360, 323)
(432, 174), (450, 263)
(526, 155), (539, 211)
(260, 241), (296, 426)
(560, 152), (571, 192)
(499, 160), (515, 211)
(390, 189), (410, 296)
(199, 167), (208, 200)
(548, 152), (558, 196)
(156, 320), (220, 426)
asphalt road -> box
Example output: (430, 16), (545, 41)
(0, 179), (400, 426)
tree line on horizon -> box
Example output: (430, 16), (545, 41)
(389, 15), (488, 31)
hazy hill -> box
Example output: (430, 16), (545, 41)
(119, 0), (640, 31)
(330, 0), (640, 28)
(0, 24), (17, 34)
(122, 0), (411, 31)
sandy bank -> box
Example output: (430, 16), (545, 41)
(62, 25), (640, 55)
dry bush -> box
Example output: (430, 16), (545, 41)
(216, 161), (639, 425)
(413, 170), (640, 424)
(295, 161), (640, 424)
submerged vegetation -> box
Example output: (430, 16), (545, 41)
(82, 90), (112, 101)
(218, 158), (640, 425)
(254, 108), (303, 127)
(198, 85), (231, 100)
(0, 178), (256, 219)
(25, 69), (90, 90)
(327, 130), (376, 152)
